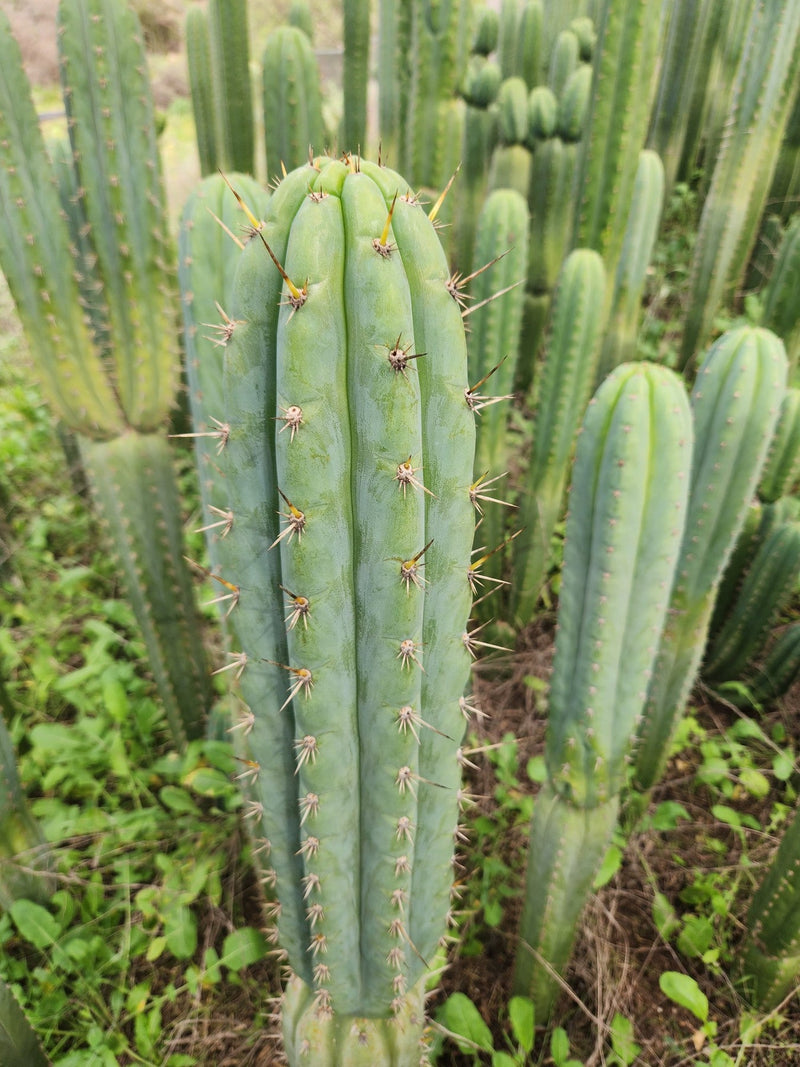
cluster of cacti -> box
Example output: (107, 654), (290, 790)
(0, 0), (211, 752)
(631, 327), (787, 797)
(186, 0), (255, 176)
(184, 155), (478, 1063)
(513, 360), (693, 1018)
(678, 0), (800, 370)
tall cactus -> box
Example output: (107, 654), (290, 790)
(512, 249), (606, 621)
(341, 0), (371, 152)
(513, 361), (693, 1019)
(741, 801), (800, 1009)
(631, 327), (787, 796)
(0, 0), (211, 750)
(194, 155), (477, 1061)
(262, 26), (327, 179)
(679, 0), (800, 371)
(185, 4), (217, 176)
(208, 0), (255, 174)
(761, 214), (800, 377)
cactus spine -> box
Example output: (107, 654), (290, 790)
(631, 327), (787, 796)
(0, 0), (211, 750)
(513, 361), (693, 1018)
(202, 157), (476, 1058)
(262, 26), (326, 179)
(679, 0), (800, 370)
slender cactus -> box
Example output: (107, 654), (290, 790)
(208, 0), (255, 174)
(0, 976), (49, 1067)
(0, 711), (52, 910)
(195, 156), (477, 1059)
(514, 361), (693, 1018)
(631, 327), (787, 796)
(512, 249), (606, 621)
(736, 622), (800, 708)
(0, 0), (211, 750)
(758, 388), (800, 501)
(761, 214), (800, 377)
(341, 0), (371, 152)
(186, 5), (218, 176)
(262, 26), (327, 179)
(741, 801), (800, 1009)
(488, 76), (534, 197)
(679, 0), (800, 371)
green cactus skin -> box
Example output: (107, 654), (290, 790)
(377, 0), (411, 163)
(762, 215), (800, 378)
(208, 0), (255, 174)
(467, 189), (528, 591)
(631, 327), (788, 796)
(646, 0), (715, 196)
(548, 28), (580, 99)
(596, 149), (665, 381)
(513, 360), (693, 1017)
(262, 26), (327, 180)
(498, 0), (522, 80)
(289, 0), (315, 41)
(758, 388), (800, 501)
(208, 156), (476, 1039)
(679, 0), (800, 371)
(741, 801), (800, 1009)
(0, 0), (210, 751)
(707, 501), (763, 642)
(735, 622), (800, 708)
(186, 5), (218, 176)
(472, 4), (499, 56)
(488, 77), (533, 197)
(0, 975), (49, 1067)
(571, 0), (662, 285)
(541, 0), (594, 69)
(702, 509), (800, 686)
(178, 172), (271, 587)
(0, 712), (52, 910)
(509, 0), (544, 89)
(341, 0), (371, 152)
(511, 249), (606, 622)
(768, 90), (800, 224)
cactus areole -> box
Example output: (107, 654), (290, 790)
(212, 156), (477, 1062)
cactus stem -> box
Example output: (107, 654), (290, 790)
(169, 416), (231, 452)
(276, 404), (304, 439)
(395, 455), (435, 497)
(428, 165), (461, 223)
(374, 191), (399, 256)
(469, 470), (516, 514)
(212, 649), (248, 678)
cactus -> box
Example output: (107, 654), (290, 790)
(758, 388), (800, 501)
(195, 155), (476, 1057)
(631, 327), (787, 796)
(262, 26), (327, 179)
(595, 149), (665, 381)
(488, 76), (534, 197)
(741, 801), (800, 1009)
(186, 5), (218, 176)
(679, 0), (800, 371)
(702, 507), (800, 686)
(208, 0), (255, 174)
(0, 709), (52, 910)
(547, 28), (580, 98)
(768, 88), (800, 222)
(512, 249), (606, 621)
(0, 0), (211, 750)
(377, 0), (412, 163)
(507, 0), (544, 89)
(0, 976), (49, 1067)
(734, 622), (800, 708)
(571, 0), (662, 287)
(341, 0), (371, 152)
(513, 361), (693, 1018)
(467, 189), (528, 594)
(761, 214), (800, 377)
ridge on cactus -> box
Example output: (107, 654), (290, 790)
(187, 153), (480, 1064)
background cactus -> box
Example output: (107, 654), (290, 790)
(196, 156), (477, 1058)
(0, 975), (49, 1067)
(341, 0), (371, 152)
(760, 214), (800, 378)
(0, 710), (52, 910)
(208, 0), (255, 174)
(0, 0), (211, 750)
(631, 327), (787, 797)
(513, 361), (693, 1018)
(261, 25), (327, 179)
(185, 4), (218, 175)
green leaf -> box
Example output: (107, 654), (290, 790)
(649, 800), (690, 830)
(550, 1026), (569, 1064)
(508, 996), (534, 1053)
(526, 755), (547, 782)
(220, 927), (269, 970)
(440, 992), (495, 1053)
(772, 752), (794, 781)
(164, 904), (197, 960)
(677, 914), (715, 958)
(593, 843), (622, 888)
(492, 1053), (517, 1067)
(159, 785), (202, 814)
(738, 766), (770, 798)
(609, 1013), (641, 1065)
(659, 971), (708, 1022)
(652, 891), (680, 940)
(9, 899), (61, 949)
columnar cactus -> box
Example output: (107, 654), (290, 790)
(679, 0), (800, 370)
(0, 710), (52, 910)
(186, 5), (217, 176)
(488, 76), (534, 197)
(262, 26), (327, 179)
(741, 801), (800, 1009)
(512, 249), (606, 621)
(208, 0), (255, 174)
(513, 361), (693, 1018)
(0, 976), (49, 1067)
(200, 156), (477, 1061)
(341, 0), (371, 152)
(0, 0), (211, 750)
(632, 327), (787, 796)
(758, 388), (800, 501)
(761, 216), (800, 377)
